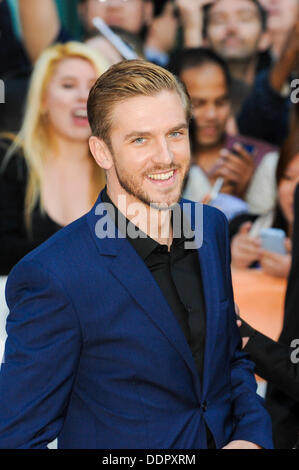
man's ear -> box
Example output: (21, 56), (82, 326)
(257, 31), (272, 52)
(89, 136), (114, 170)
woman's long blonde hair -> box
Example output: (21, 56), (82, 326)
(8, 41), (109, 231)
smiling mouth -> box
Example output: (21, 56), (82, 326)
(147, 170), (175, 181)
(73, 109), (88, 118)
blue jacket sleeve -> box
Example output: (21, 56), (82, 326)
(237, 70), (291, 147)
(219, 211), (274, 449)
(0, 258), (82, 449)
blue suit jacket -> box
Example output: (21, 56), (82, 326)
(0, 193), (273, 449)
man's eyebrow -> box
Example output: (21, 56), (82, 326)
(216, 93), (230, 99)
(124, 123), (188, 141)
(168, 123), (189, 133)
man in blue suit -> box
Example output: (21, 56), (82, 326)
(0, 60), (273, 449)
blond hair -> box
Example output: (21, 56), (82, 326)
(87, 59), (192, 148)
(8, 41), (109, 231)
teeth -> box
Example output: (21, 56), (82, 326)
(73, 109), (87, 118)
(147, 170), (174, 181)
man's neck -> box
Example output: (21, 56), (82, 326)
(227, 57), (258, 86)
(106, 186), (174, 248)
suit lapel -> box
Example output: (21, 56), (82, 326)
(184, 200), (222, 396)
(197, 240), (222, 396)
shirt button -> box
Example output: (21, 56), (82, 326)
(186, 304), (193, 313)
(201, 401), (208, 412)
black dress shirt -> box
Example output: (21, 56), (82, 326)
(101, 188), (206, 381)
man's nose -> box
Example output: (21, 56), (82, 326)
(205, 105), (217, 119)
(153, 138), (174, 165)
(225, 20), (239, 34)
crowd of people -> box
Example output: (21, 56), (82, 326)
(0, 0), (299, 449)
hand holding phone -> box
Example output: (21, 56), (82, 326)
(231, 143), (255, 158)
(260, 228), (286, 255)
(217, 143), (255, 197)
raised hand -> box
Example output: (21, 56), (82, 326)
(216, 143), (255, 197)
(175, 0), (216, 47)
(146, 1), (178, 53)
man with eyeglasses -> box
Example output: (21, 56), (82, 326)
(18, 0), (172, 66)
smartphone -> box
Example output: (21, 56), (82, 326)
(242, 143), (255, 154)
(231, 143), (255, 158)
(260, 228), (286, 255)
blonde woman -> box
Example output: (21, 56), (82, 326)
(0, 42), (108, 275)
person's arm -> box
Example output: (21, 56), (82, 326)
(270, 13), (299, 94)
(219, 211), (273, 449)
(238, 318), (299, 403)
(175, 0), (214, 48)
(145, 2), (178, 56)
(18, 0), (60, 62)
(0, 258), (82, 448)
(237, 15), (298, 146)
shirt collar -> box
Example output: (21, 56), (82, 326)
(101, 186), (194, 260)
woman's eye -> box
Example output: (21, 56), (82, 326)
(62, 83), (75, 89)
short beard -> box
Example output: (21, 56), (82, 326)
(196, 131), (225, 150)
(111, 149), (190, 211)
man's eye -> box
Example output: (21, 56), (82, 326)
(191, 100), (204, 108)
(170, 131), (182, 138)
(133, 137), (146, 144)
(210, 15), (227, 25)
(238, 12), (256, 22)
(216, 99), (229, 107)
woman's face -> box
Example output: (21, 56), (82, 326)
(43, 57), (97, 142)
(259, 0), (298, 33)
(278, 153), (299, 226)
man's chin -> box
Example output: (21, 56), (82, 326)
(198, 137), (222, 149)
(150, 201), (179, 211)
(222, 51), (250, 61)
(149, 192), (182, 211)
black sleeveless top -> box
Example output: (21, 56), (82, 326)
(0, 140), (62, 275)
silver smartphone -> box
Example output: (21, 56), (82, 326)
(260, 228), (286, 255)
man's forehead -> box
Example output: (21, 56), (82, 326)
(111, 91), (185, 116)
(182, 66), (228, 89)
(210, 0), (258, 14)
(109, 92), (187, 134)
